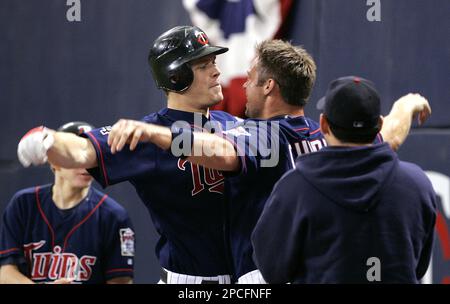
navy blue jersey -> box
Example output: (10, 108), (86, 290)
(83, 108), (237, 276)
(223, 115), (327, 278)
(0, 184), (134, 284)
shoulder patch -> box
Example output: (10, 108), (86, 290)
(119, 228), (135, 257)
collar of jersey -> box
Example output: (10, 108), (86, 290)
(50, 185), (93, 214)
(158, 108), (210, 126)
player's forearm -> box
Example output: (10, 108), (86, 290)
(381, 108), (412, 151)
(0, 265), (34, 284)
(108, 120), (239, 171)
(381, 94), (431, 151)
(147, 124), (172, 150)
(47, 131), (97, 169)
(150, 125), (240, 171)
(187, 132), (240, 171)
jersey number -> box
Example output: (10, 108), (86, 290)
(178, 159), (224, 196)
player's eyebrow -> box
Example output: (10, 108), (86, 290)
(191, 55), (216, 67)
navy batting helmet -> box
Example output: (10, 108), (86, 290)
(57, 121), (94, 136)
(148, 25), (228, 92)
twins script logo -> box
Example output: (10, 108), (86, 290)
(23, 241), (97, 282)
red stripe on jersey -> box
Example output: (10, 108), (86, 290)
(86, 132), (110, 186)
(62, 194), (108, 252)
(293, 127), (309, 132)
(190, 124), (205, 131)
(35, 186), (55, 248)
(0, 247), (19, 255)
(105, 268), (133, 274)
(310, 128), (321, 135)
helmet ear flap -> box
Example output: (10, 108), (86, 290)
(168, 64), (194, 92)
(169, 75), (178, 85)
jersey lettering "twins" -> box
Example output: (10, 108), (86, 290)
(24, 241), (96, 282)
(292, 138), (326, 157)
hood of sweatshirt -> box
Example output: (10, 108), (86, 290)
(296, 143), (398, 212)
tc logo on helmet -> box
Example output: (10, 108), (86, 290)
(196, 32), (209, 45)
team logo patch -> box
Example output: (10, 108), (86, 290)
(119, 228), (135, 257)
(196, 32), (209, 45)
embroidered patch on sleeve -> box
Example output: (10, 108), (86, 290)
(119, 228), (135, 257)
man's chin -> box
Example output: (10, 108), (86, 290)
(75, 178), (93, 188)
(209, 93), (224, 105)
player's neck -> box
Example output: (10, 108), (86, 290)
(261, 99), (305, 120)
(167, 104), (210, 118)
(324, 133), (373, 147)
(167, 95), (210, 117)
(52, 182), (89, 210)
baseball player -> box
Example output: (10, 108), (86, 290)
(16, 26), (237, 284)
(102, 40), (431, 284)
(0, 122), (134, 284)
(251, 76), (436, 283)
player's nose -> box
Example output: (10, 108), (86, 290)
(212, 65), (221, 78)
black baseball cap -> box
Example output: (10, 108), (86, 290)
(317, 76), (381, 134)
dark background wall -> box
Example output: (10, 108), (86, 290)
(1, 0), (448, 283)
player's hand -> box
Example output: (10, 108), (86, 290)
(394, 93), (431, 126)
(17, 126), (55, 167)
(108, 119), (153, 154)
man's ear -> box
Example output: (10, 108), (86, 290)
(320, 114), (330, 135)
(263, 78), (276, 96)
(377, 115), (384, 132)
(50, 163), (59, 173)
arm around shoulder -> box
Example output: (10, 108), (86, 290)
(187, 132), (240, 172)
